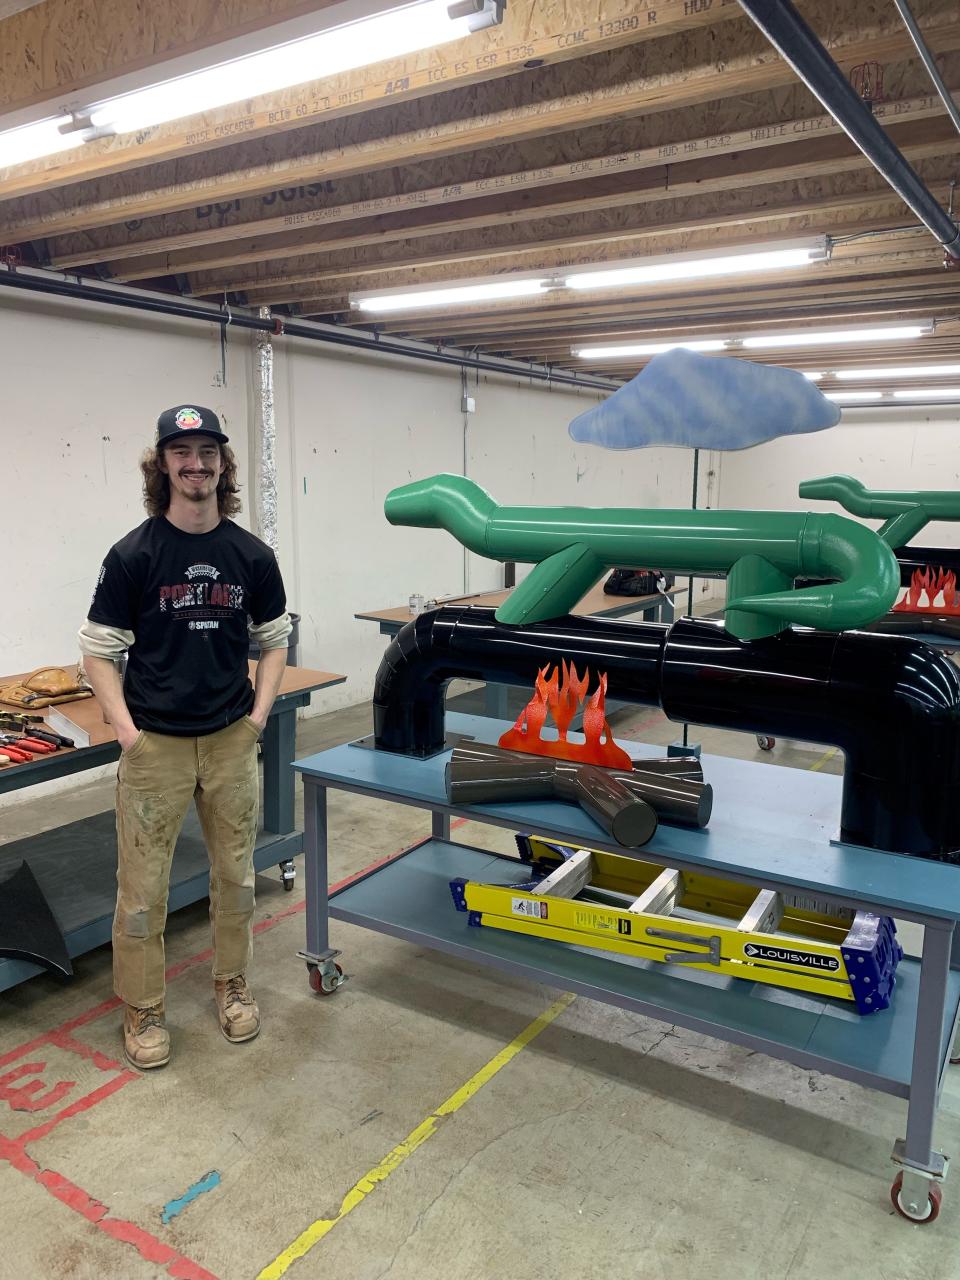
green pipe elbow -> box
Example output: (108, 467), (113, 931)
(385, 473), (900, 637)
(800, 473), (960, 547)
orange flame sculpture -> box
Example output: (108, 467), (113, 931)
(498, 660), (633, 770)
(893, 566), (960, 615)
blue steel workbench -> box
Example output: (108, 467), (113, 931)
(0, 664), (345, 994)
(293, 711), (960, 1222)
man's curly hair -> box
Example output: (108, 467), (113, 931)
(140, 443), (242, 518)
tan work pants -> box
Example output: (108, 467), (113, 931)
(113, 715), (262, 1008)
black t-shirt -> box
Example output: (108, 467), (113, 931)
(88, 517), (286, 736)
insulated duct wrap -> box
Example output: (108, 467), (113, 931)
(253, 307), (280, 553)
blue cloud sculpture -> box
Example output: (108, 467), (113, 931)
(569, 349), (840, 450)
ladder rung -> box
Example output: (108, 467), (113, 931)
(534, 849), (594, 898)
(629, 868), (681, 916)
(738, 889), (783, 934)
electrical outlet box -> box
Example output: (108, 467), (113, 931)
(462, 395), (476, 414)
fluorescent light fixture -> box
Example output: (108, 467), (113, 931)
(89, 0), (487, 135)
(743, 324), (932, 349)
(566, 240), (827, 292)
(802, 371), (824, 380)
(0, 0), (501, 163)
(0, 116), (84, 168)
(572, 339), (727, 358)
(826, 390), (885, 403)
(837, 364), (960, 380)
(893, 387), (960, 399)
(356, 278), (550, 313)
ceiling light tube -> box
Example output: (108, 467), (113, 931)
(837, 363), (960, 380)
(742, 324), (933, 349)
(826, 390), (886, 402)
(893, 387), (960, 399)
(0, 0), (498, 146)
(89, 0), (488, 134)
(355, 278), (552, 312)
(566, 239), (828, 292)
(572, 339), (727, 358)
(0, 116), (84, 169)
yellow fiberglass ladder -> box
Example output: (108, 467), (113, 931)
(449, 835), (902, 1014)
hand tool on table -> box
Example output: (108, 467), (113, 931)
(0, 741), (34, 763)
(0, 713), (74, 748)
(0, 733), (56, 755)
(13, 726), (72, 748)
(0, 711), (43, 727)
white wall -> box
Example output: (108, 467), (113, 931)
(715, 407), (960, 545)
(0, 291), (706, 730)
(0, 295), (253, 675)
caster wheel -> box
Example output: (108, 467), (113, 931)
(279, 861), (296, 892)
(309, 962), (343, 996)
(891, 1172), (942, 1223)
(756, 735), (776, 752)
(951, 1055), (960, 1066)
(282, 879), (295, 892)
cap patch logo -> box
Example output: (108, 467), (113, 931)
(175, 407), (203, 430)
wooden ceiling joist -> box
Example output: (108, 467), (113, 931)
(200, 160), (955, 304)
(40, 81), (954, 272)
(2, 0), (958, 377)
(2, 0), (958, 240)
(0, 0), (746, 201)
(93, 112), (957, 282)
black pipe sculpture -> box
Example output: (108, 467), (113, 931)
(373, 606), (960, 861)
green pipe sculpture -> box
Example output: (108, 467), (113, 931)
(385, 474), (899, 639)
(798, 474), (960, 548)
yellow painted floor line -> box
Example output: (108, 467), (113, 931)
(809, 745), (838, 772)
(257, 991), (576, 1280)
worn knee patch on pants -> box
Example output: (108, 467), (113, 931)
(116, 901), (166, 939)
(216, 881), (255, 914)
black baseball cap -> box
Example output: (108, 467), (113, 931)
(156, 405), (229, 448)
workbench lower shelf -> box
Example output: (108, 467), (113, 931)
(329, 837), (960, 1100)
(0, 808), (303, 993)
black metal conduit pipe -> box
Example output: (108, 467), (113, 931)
(736, 0), (960, 258)
(372, 606), (960, 860)
(0, 267), (619, 393)
(894, 544), (960, 586)
(893, 0), (960, 141)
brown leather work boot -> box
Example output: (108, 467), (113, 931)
(122, 1002), (170, 1070)
(214, 974), (261, 1043)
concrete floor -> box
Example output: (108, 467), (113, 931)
(1, 699), (959, 1280)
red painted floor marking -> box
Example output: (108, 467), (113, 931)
(0, 1134), (220, 1280)
(14, 1071), (138, 1147)
(0, 819), (468, 1277)
(0, 1062), (75, 1113)
(19, 819), (470, 1052)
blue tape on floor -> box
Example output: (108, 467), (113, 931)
(161, 1170), (221, 1224)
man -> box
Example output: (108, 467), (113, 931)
(79, 405), (291, 1070)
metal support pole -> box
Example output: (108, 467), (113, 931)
(900, 921), (952, 1167)
(262, 705), (297, 835)
(682, 449), (700, 750)
(893, 0), (960, 142)
(303, 779), (330, 959)
(737, 0), (960, 257)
